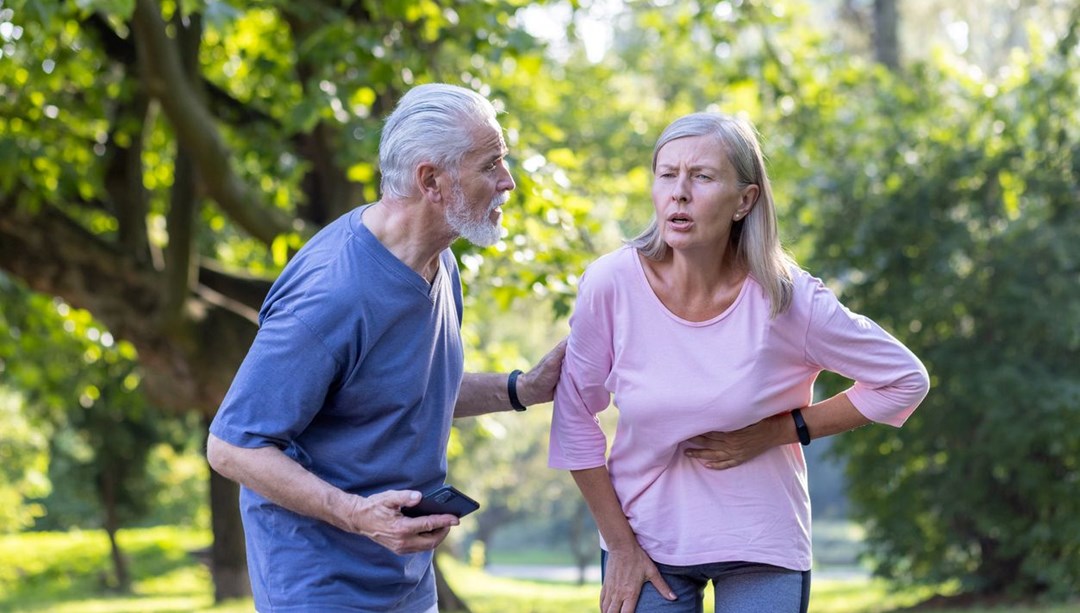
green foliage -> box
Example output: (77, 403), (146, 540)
(140, 438), (210, 529)
(0, 389), (50, 532)
(0, 275), (199, 535)
(782, 18), (1080, 601)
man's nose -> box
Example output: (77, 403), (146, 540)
(500, 167), (516, 192)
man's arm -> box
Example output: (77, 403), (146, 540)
(454, 338), (566, 418)
(205, 434), (458, 554)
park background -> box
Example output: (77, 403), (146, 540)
(1, 0), (1078, 611)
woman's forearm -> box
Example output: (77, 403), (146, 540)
(800, 391), (873, 442)
(571, 466), (639, 553)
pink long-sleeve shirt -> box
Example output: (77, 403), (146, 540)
(549, 247), (929, 570)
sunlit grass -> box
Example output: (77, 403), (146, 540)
(442, 556), (597, 612)
(443, 554), (944, 613)
(1, 528), (1076, 613)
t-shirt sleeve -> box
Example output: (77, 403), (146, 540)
(802, 276), (930, 427)
(209, 308), (341, 449)
(548, 265), (615, 470)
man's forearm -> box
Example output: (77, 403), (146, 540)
(206, 434), (461, 554)
(454, 339), (567, 418)
(206, 434), (354, 531)
(454, 372), (518, 417)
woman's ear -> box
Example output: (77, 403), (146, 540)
(735, 184), (760, 220)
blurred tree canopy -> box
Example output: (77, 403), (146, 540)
(0, 0), (603, 600)
(1, 0), (1078, 605)
(0, 276), (202, 591)
(792, 20), (1080, 600)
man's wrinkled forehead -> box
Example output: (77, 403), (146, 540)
(469, 117), (509, 156)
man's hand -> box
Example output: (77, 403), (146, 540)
(343, 490), (459, 554)
(517, 337), (567, 407)
(683, 413), (788, 470)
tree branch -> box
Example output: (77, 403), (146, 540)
(0, 196), (256, 413)
(0, 196), (160, 341)
(162, 11), (203, 325)
(83, 12), (278, 128)
(281, 7), (363, 226)
(131, 0), (299, 246)
(103, 91), (152, 262)
(196, 260), (273, 314)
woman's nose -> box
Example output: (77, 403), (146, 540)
(671, 175), (689, 202)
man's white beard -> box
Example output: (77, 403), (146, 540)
(445, 182), (505, 247)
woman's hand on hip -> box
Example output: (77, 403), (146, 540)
(601, 546), (676, 613)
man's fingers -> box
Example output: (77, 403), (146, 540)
(415, 513), (459, 532)
(377, 489), (422, 509)
(414, 526), (451, 547)
(396, 524), (454, 554)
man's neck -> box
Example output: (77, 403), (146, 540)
(363, 198), (455, 282)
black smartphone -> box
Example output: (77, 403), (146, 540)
(401, 484), (480, 518)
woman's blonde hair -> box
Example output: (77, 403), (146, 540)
(628, 112), (795, 317)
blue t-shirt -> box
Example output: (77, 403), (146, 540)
(210, 205), (464, 612)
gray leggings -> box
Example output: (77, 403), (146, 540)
(600, 550), (811, 613)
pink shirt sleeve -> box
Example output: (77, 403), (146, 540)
(802, 276), (930, 427)
(548, 263), (615, 470)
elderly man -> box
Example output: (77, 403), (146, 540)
(207, 83), (565, 613)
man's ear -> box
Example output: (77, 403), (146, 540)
(416, 163), (444, 203)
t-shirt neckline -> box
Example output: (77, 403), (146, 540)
(352, 204), (446, 302)
(630, 248), (749, 327)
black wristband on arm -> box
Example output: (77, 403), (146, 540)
(792, 408), (811, 446)
(507, 369), (527, 412)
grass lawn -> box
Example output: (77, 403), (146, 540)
(0, 528), (1075, 613)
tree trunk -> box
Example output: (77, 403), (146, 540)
(101, 470), (132, 592)
(873, 0), (901, 70)
(569, 499), (593, 585)
(434, 554), (471, 613)
(209, 464), (250, 601)
(104, 525), (131, 593)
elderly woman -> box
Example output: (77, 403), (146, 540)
(549, 112), (929, 613)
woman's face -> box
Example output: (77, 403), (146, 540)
(651, 135), (757, 256)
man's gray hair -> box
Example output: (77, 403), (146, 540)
(379, 83), (498, 200)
